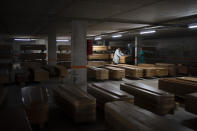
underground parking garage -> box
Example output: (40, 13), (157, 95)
(1, 0), (197, 131)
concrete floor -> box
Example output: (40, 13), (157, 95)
(2, 78), (197, 131)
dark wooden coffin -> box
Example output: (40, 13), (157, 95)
(87, 83), (134, 110)
(21, 86), (49, 126)
(105, 101), (192, 131)
(53, 85), (96, 123)
(120, 82), (175, 115)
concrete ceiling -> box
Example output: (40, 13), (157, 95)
(1, 0), (197, 37)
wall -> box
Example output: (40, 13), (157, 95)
(141, 36), (197, 64)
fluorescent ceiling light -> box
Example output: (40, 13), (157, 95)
(188, 23), (197, 29)
(14, 38), (37, 41)
(112, 34), (122, 38)
(95, 37), (102, 40)
(56, 39), (69, 42)
(140, 30), (156, 35)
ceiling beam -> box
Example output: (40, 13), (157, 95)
(155, 14), (197, 26)
(60, 17), (154, 25)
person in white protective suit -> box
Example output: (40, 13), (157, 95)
(113, 48), (124, 64)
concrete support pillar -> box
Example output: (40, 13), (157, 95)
(48, 28), (57, 65)
(135, 36), (141, 65)
(71, 20), (87, 91)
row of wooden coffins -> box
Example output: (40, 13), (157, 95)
(16, 63), (67, 83)
(87, 63), (170, 80)
(88, 63), (197, 81)
(52, 82), (195, 131)
(0, 63), (67, 84)
(0, 85), (48, 131)
(159, 77), (197, 115)
(7, 80), (196, 131)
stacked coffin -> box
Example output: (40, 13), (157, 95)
(42, 65), (67, 78)
(104, 66), (125, 80)
(88, 54), (110, 60)
(57, 53), (71, 61)
(88, 66), (109, 80)
(20, 53), (46, 60)
(55, 65), (67, 77)
(21, 45), (46, 50)
(21, 86), (49, 126)
(88, 61), (109, 67)
(119, 55), (132, 64)
(138, 64), (168, 77)
(58, 45), (71, 51)
(107, 64), (143, 79)
(28, 66), (49, 82)
(159, 77), (197, 98)
(93, 46), (108, 51)
(177, 64), (197, 76)
(118, 64), (156, 78)
(57, 45), (71, 69)
(87, 83), (134, 110)
(154, 67), (169, 77)
(42, 65), (59, 77)
(120, 82), (175, 115)
(156, 63), (177, 76)
(185, 93), (197, 115)
(138, 66), (156, 77)
(20, 44), (47, 64)
(53, 85), (96, 123)
(105, 101), (192, 131)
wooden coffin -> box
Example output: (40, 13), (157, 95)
(138, 64), (168, 77)
(21, 86), (49, 126)
(138, 67), (156, 77)
(120, 82), (175, 115)
(178, 64), (189, 75)
(138, 63), (155, 67)
(55, 65), (67, 77)
(53, 85), (96, 123)
(93, 46), (108, 51)
(177, 77), (197, 82)
(0, 88), (8, 108)
(185, 93), (197, 115)
(57, 61), (71, 69)
(88, 54), (110, 60)
(104, 66), (125, 80)
(119, 55), (132, 64)
(58, 45), (71, 51)
(88, 66), (109, 80)
(156, 63), (177, 76)
(21, 53), (46, 60)
(57, 53), (71, 61)
(42, 65), (59, 77)
(88, 61), (109, 67)
(105, 101), (192, 131)
(107, 64), (143, 79)
(21, 45), (46, 50)
(29, 67), (49, 82)
(87, 83), (134, 110)
(159, 77), (197, 98)
(154, 67), (168, 77)
(0, 108), (32, 131)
